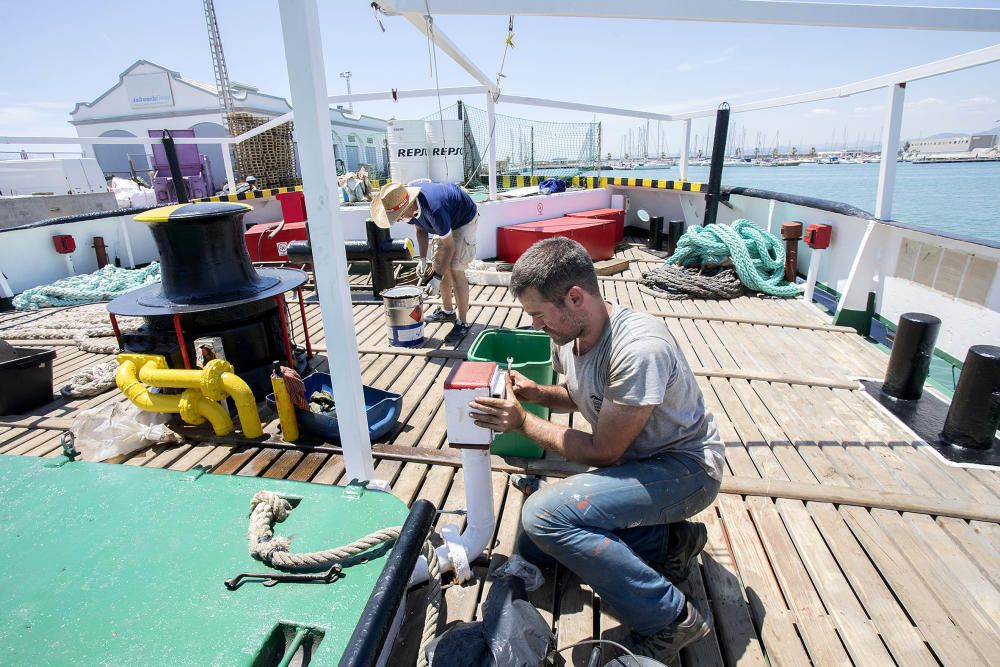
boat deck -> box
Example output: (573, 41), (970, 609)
(2, 241), (999, 666)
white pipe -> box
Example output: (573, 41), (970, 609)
(875, 83), (906, 220)
(63, 254), (75, 277)
(804, 249), (822, 304)
(679, 119), (691, 181)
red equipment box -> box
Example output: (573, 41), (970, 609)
(245, 221), (308, 262)
(497, 217), (617, 264)
(804, 223), (832, 250)
(276, 191), (308, 223)
(563, 208), (625, 241)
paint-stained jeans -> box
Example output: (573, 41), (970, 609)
(517, 453), (720, 635)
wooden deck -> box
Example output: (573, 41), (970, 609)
(2, 242), (999, 666)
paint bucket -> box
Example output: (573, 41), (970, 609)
(425, 119), (465, 183)
(387, 119), (430, 186)
(381, 285), (424, 347)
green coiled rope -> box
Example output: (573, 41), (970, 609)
(666, 220), (800, 298)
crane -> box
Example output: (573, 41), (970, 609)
(204, 0), (238, 171)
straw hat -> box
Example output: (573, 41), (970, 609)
(370, 182), (419, 228)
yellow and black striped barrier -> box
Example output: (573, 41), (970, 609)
(191, 176), (702, 203)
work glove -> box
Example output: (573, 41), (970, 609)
(415, 256), (428, 278)
(424, 273), (442, 297)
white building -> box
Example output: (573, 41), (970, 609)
(908, 134), (997, 154)
(70, 60), (387, 190)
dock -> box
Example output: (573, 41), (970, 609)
(2, 240), (998, 666)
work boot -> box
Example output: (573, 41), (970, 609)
(627, 599), (712, 666)
(444, 321), (471, 345)
(424, 306), (457, 323)
(651, 521), (707, 583)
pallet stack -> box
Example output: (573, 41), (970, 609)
(228, 112), (299, 189)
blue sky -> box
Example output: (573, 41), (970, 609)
(2, 1), (998, 155)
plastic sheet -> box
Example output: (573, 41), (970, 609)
(491, 555), (545, 592)
(70, 402), (182, 461)
(426, 575), (553, 667)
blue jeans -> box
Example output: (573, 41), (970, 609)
(517, 453), (720, 635)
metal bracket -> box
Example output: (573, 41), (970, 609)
(224, 563), (343, 591)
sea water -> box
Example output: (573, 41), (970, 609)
(560, 161), (1000, 243)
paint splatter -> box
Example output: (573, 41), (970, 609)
(576, 496), (589, 511)
(591, 537), (611, 555)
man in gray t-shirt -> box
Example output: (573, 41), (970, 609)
(471, 238), (724, 663)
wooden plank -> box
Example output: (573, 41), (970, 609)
(594, 258), (631, 276)
(840, 505), (991, 666)
(716, 495), (812, 665)
(745, 496), (853, 665)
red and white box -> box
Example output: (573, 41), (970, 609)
(443, 361), (505, 448)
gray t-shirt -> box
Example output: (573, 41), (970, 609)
(552, 304), (725, 480)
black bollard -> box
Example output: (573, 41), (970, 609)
(882, 313), (941, 400)
(666, 219), (684, 257)
(648, 216), (665, 251)
(941, 345), (1000, 449)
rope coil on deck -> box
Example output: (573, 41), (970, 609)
(658, 219), (800, 298)
(248, 490), (441, 667)
(640, 265), (745, 300)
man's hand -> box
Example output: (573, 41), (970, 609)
(469, 372), (526, 433)
(415, 256), (428, 278)
(508, 370), (541, 403)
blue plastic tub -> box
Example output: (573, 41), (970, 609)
(266, 372), (402, 441)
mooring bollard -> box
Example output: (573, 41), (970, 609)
(941, 345), (1000, 449)
(647, 216), (665, 251)
(666, 219), (684, 257)
(882, 312), (941, 400)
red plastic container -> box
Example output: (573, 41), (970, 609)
(244, 221), (308, 262)
(564, 208), (625, 241)
(497, 217), (617, 264)
(804, 223), (833, 250)
(276, 191), (308, 223)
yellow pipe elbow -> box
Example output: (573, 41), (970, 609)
(139, 366), (203, 390)
(116, 359), (183, 414)
(221, 372), (263, 438)
(178, 390), (234, 436)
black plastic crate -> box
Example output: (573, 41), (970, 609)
(0, 347), (56, 415)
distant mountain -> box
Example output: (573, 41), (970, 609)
(977, 125), (1000, 136)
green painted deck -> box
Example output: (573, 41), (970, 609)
(0, 455), (408, 665)
(1, 239), (999, 666)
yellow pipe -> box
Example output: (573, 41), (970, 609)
(116, 359), (185, 414)
(270, 365), (299, 442)
(116, 353), (243, 436)
(220, 372), (264, 438)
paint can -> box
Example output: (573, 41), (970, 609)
(381, 286), (424, 347)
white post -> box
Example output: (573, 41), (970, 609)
(875, 83), (905, 219)
(278, 0), (375, 483)
(486, 92), (498, 200)
(221, 143), (237, 193)
(679, 119), (691, 181)
(118, 217), (136, 268)
(0, 271), (13, 299)
(64, 254), (75, 277)
(804, 249), (822, 304)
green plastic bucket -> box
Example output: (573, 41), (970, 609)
(467, 328), (553, 458)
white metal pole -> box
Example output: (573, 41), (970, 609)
(875, 83), (905, 219)
(221, 142), (236, 193)
(118, 217), (136, 268)
(486, 92), (498, 200)
(278, 0), (375, 482)
(679, 119), (692, 181)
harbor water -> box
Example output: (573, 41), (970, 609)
(540, 161), (1000, 243)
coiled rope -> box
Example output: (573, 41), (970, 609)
(658, 220), (800, 298)
(248, 491), (441, 667)
(12, 263), (160, 310)
(640, 265), (744, 300)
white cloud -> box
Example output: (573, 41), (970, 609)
(913, 97), (945, 107)
(966, 95), (996, 105)
(853, 105), (883, 114)
(668, 48), (737, 74)
(809, 108), (835, 116)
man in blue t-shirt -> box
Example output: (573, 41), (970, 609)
(372, 182), (479, 344)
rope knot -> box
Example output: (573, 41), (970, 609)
(251, 490), (292, 522)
